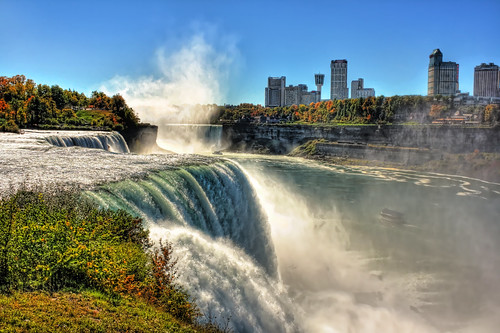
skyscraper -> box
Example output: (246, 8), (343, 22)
(428, 49), (459, 96)
(474, 63), (500, 97)
(265, 76), (286, 107)
(330, 60), (348, 100)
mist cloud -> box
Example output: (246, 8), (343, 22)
(101, 33), (238, 124)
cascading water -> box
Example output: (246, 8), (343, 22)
(83, 160), (299, 332)
(232, 155), (500, 333)
(156, 124), (223, 153)
(84, 161), (277, 276)
(45, 131), (130, 153)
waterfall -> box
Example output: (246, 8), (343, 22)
(85, 161), (277, 275)
(83, 160), (298, 332)
(45, 131), (130, 153)
(156, 124), (223, 153)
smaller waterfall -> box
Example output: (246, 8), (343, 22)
(157, 124), (223, 153)
(45, 131), (130, 153)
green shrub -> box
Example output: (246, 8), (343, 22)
(0, 190), (150, 292)
(0, 188), (228, 330)
(0, 119), (20, 133)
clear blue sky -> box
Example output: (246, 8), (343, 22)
(1, 0), (499, 105)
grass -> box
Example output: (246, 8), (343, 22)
(0, 290), (196, 333)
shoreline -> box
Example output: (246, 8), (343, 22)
(287, 146), (500, 184)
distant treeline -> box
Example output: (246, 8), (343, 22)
(217, 95), (499, 125)
(0, 75), (140, 133)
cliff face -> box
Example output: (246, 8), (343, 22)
(223, 124), (500, 154)
(120, 124), (159, 154)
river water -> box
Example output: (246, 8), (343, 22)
(1, 130), (499, 332)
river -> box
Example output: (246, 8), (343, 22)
(1, 129), (499, 332)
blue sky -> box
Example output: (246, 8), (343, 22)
(1, 0), (499, 106)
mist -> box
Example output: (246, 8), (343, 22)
(101, 33), (238, 124)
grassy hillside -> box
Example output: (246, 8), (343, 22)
(0, 189), (228, 332)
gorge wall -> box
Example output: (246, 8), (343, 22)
(222, 124), (500, 155)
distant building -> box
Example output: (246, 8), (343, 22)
(351, 78), (375, 99)
(265, 76), (286, 107)
(314, 73), (325, 100)
(266, 75), (320, 107)
(284, 84), (320, 106)
(330, 60), (349, 100)
(428, 49), (459, 96)
(474, 63), (500, 97)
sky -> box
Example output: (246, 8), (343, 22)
(1, 0), (499, 107)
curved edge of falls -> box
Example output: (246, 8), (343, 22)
(82, 160), (297, 332)
(84, 160), (278, 277)
(45, 131), (130, 153)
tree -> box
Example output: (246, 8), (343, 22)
(51, 85), (67, 110)
(484, 104), (499, 124)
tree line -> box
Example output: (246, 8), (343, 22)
(0, 75), (140, 133)
(217, 95), (499, 125)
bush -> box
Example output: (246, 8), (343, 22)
(0, 190), (150, 292)
(0, 119), (20, 133)
(0, 188), (228, 330)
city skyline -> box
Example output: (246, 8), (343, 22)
(1, 0), (499, 107)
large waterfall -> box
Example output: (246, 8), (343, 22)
(84, 161), (277, 277)
(83, 161), (299, 332)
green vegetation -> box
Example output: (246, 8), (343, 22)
(217, 96), (499, 126)
(0, 188), (228, 332)
(0, 75), (140, 133)
(289, 139), (327, 157)
(0, 290), (196, 332)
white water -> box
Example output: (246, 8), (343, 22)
(0, 130), (212, 192)
(2, 130), (500, 332)
(156, 124), (224, 153)
(45, 130), (130, 153)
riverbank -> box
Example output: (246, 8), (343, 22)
(289, 139), (500, 183)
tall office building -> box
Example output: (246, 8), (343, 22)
(474, 63), (500, 97)
(351, 78), (375, 99)
(330, 60), (349, 100)
(265, 76), (286, 107)
(428, 49), (459, 96)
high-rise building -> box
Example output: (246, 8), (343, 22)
(351, 78), (375, 99)
(428, 49), (459, 96)
(330, 60), (349, 100)
(265, 76), (286, 107)
(474, 63), (500, 97)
